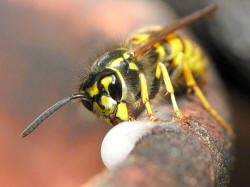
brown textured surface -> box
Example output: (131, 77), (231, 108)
(83, 65), (234, 187)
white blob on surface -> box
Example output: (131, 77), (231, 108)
(101, 121), (154, 169)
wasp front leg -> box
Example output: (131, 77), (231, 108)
(156, 62), (186, 121)
(139, 73), (157, 121)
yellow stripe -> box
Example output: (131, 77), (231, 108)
(129, 62), (139, 70)
(110, 57), (123, 68)
(153, 43), (165, 79)
(155, 62), (161, 79)
(167, 35), (184, 60)
(123, 52), (131, 59)
(172, 51), (184, 67)
(154, 43), (165, 62)
(123, 51), (139, 71)
(189, 47), (206, 76)
(183, 39), (193, 58)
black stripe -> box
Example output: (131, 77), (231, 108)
(80, 68), (117, 90)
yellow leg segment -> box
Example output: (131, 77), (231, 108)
(139, 73), (156, 121)
(157, 62), (185, 120)
(178, 52), (233, 135)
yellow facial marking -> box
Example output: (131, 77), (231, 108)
(129, 62), (139, 71)
(101, 95), (110, 109)
(101, 95), (116, 114)
(101, 76), (112, 93)
(116, 102), (128, 121)
(86, 82), (99, 97)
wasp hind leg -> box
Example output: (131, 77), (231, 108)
(156, 62), (187, 121)
(139, 73), (157, 121)
(177, 52), (233, 135)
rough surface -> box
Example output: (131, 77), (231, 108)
(83, 61), (234, 186)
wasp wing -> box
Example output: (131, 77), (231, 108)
(133, 5), (218, 57)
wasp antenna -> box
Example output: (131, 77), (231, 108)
(21, 93), (86, 138)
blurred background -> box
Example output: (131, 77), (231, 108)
(0, 0), (249, 186)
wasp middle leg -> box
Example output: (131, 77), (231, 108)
(156, 62), (186, 121)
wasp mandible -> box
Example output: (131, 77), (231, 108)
(21, 5), (233, 137)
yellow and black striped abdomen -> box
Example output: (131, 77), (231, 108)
(168, 34), (206, 77)
(165, 33), (207, 90)
(126, 27), (207, 92)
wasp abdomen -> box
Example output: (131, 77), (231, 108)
(127, 28), (206, 95)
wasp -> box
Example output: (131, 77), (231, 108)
(21, 5), (233, 137)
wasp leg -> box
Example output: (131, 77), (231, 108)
(157, 62), (186, 120)
(139, 73), (157, 121)
(177, 52), (233, 135)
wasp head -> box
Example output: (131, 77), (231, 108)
(79, 49), (134, 125)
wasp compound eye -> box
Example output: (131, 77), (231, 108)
(108, 74), (122, 101)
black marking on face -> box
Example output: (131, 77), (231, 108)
(80, 69), (117, 91)
(81, 99), (93, 111)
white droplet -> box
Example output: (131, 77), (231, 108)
(101, 121), (153, 169)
